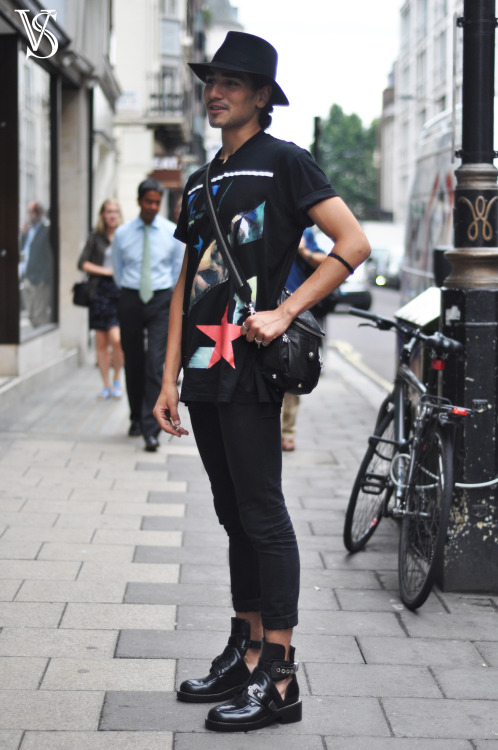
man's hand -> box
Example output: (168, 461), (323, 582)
(153, 383), (189, 437)
(240, 307), (293, 348)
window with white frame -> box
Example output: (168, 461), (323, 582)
(434, 30), (447, 88)
(417, 0), (428, 39)
(416, 50), (427, 100)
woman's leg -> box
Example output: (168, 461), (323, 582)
(95, 330), (111, 390)
(108, 325), (124, 384)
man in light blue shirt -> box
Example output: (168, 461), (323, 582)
(113, 178), (185, 451)
(20, 202), (53, 328)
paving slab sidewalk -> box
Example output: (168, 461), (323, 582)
(0, 346), (496, 749)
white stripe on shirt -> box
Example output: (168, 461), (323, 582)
(187, 170), (274, 196)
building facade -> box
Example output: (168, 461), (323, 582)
(112, 0), (206, 223)
(0, 0), (120, 401)
(388, 0), (463, 223)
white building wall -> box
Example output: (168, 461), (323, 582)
(59, 88), (93, 359)
(112, 0), (189, 217)
(391, 0), (463, 224)
(113, 0), (162, 216)
(115, 127), (156, 221)
(92, 86), (119, 222)
(380, 104), (395, 213)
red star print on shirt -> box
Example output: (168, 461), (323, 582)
(196, 304), (243, 369)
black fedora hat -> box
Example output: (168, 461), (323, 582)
(189, 31), (289, 106)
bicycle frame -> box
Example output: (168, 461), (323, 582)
(374, 330), (434, 514)
(344, 306), (473, 608)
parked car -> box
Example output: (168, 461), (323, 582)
(314, 231), (372, 311)
(361, 221), (406, 289)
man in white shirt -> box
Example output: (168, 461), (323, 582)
(113, 178), (184, 451)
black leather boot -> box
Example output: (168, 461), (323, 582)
(176, 617), (261, 703)
(205, 639), (302, 732)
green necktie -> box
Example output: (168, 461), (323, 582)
(139, 224), (153, 304)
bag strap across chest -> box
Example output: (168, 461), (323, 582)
(204, 161), (255, 314)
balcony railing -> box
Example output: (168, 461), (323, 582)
(146, 70), (185, 119)
(147, 91), (185, 117)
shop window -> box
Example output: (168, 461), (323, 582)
(18, 52), (55, 338)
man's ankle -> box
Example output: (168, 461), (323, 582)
(244, 647), (261, 671)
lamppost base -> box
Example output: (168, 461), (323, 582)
(440, 284), (498, 593)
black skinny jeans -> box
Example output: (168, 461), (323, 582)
(188, 401), (300, 631)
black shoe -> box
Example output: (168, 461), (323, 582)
(205, 640), (302, 732)
(177, 618), (261, 704)
(128, 420), (141, 437)
(144, 435), (159, 452)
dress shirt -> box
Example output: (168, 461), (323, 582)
(112, 215), (184, 291)
(20, 222), (39, 276)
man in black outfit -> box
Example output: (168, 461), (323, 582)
(153, 32), (370, 731)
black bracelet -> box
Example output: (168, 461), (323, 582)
(328, 251), (354, 275)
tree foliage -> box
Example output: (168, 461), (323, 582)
(316, 104), (379, 219)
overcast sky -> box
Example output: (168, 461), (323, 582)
(232, 0), (402, 149)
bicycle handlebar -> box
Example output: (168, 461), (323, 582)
(348, 307), (463, 355)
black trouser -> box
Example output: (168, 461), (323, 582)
(188, 401), (300, 631)
(118, 288), (171, 437)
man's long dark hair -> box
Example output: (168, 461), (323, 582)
(249, 74), (275, 131)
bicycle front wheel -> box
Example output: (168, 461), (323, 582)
(398, 423), (453, 610)
(344, 407), (396, 553)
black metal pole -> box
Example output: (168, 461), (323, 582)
(441, 0), (498, 592)
(459, 0), (495, 164)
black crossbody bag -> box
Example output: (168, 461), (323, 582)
(203, 161), (325, 395)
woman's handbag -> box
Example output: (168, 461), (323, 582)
(72, 280), (91, 307)
(204, 162), (325, 395)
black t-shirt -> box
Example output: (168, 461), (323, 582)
(174, 130), (337, 404)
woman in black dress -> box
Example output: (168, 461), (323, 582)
(78, 200), (124, 399)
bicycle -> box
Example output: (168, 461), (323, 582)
(343, 307), (471, 610)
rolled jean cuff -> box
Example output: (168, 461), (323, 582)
(232, 597), (261, 614)
(262, 611), (299, 631)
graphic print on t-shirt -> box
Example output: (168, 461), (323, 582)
(196, 303), (242, 369)
(189, 197), (265, 313)
(189, 239), (228, 310)
(186, 192), (265, 371)
(187, 278), (257, 370)
(234, 201), (265, 245)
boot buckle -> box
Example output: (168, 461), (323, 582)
(271, 660), (299, 679)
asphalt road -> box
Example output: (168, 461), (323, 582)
(327, 285), (403, 389)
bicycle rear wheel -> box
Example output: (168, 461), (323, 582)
(344, 407), (396, 553)
(398, 423), (452, 610)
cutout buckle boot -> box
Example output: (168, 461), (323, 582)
(205, 639), (302, 732)
(177, 617), (261, 703)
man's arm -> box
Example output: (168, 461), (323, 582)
(170, 238), (185, 288)
(111, 231), (123, 287)
(241, 196), (370, 345)
(153, 251), (189, 437)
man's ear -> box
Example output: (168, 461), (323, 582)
(257, 84), (272, 108)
